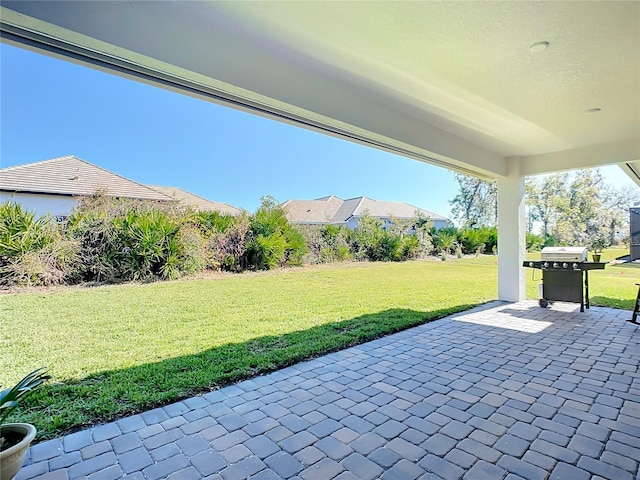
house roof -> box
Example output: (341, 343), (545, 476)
(0, 155), (171, 201)
(147, 185), (242, 215)
(1, 156), (243, 214)
(284, 196), (448, 225)
(281, 196), (343, 224)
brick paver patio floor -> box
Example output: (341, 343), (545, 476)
(16, 301), (640, 480)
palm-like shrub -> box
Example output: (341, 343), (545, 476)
(245, 197), (307, 270)
(67, 195), (208, 282)
(113, 209), (180, 280)
(432, 226), (459, 256)
(348, 214), (385, 261)
(0, 368), (51, 427)
(0, 202), (78, 286)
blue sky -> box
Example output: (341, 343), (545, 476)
(1, 43), (635, 218)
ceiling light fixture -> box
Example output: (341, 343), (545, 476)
(529, 41), (549, 53)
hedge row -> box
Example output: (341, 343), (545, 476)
(0, 196), (500, 287)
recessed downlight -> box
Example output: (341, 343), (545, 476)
(586, 108), (602, 113)
(529, 41), (549, 53)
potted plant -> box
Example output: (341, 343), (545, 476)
(590, 237), (607, 262)
(0, 368), (51, 480)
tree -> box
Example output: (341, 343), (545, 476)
(525, 168), (636, 247)
(525, 173), (568, 241)
(600, 184), (640, 245)
(449, 173), (497, 228)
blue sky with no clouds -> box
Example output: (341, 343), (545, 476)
(0, 44), (635, 218)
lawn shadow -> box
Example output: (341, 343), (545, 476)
(20, 304), (478, 440)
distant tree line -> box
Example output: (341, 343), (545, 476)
(449, 169), (638, 251)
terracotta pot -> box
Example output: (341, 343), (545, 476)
(0, 423), (37, 480)
(592, 253), (601, 262)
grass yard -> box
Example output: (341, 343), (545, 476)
(1, 252), (636, 440)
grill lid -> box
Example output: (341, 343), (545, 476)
(540, 246), (588, 262)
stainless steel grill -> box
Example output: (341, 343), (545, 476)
(523, 247), (606, 312)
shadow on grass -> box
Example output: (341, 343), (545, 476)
(16, 304), (478, 441)
(590, 296), (634, 311)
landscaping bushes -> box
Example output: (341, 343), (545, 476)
(1, 195), (519, 287)
(244, 196), (307, 270)
(67, 195), (208, 282)
(298, 224), (352, 264)
(300, 213), (432, 263)
(0, 202), (78, 286)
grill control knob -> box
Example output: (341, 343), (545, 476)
(562, 263), (568, 268)
(572, 263), (578, 269)
(528, 262), (534, 267)
(543, 262), (549, 268)
(553, 263), (559, 268)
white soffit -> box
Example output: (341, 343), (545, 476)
(1, 1), (639, 180)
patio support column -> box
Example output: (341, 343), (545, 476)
(497, 157), (526, 302)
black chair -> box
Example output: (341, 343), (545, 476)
(629, 283), (640, 325)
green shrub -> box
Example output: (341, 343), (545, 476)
(193, 210), (237, 235)
(399, 235), (421, 260)
(526, 232), (544, 252)
(300, 224), (352, 264)
(0, 202), (58, 257)
(244, 197), (307, 270)
(0, 202), (78, 286)
(375, 232), (402, 261)
(348, 214), (385, 261)
(67, 195), (207, 282)
(206, 214), (249, 271)
(432, 226), (459, 255)
(65, 195), (117, 282)
(458, 226), (497, 255)
(245, 233), (287, 270)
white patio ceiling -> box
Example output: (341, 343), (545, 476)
(2, 1), (639, 184)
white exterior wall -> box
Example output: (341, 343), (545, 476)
(346, 217), (360, 229)
(0, 192), (77, 218)
(432, 219), (450, 230)
(497, 158), (526, 302)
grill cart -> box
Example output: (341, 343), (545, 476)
(523, 247), (606, 312)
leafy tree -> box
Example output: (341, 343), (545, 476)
(449, 173), (497, 228)
(525, 169), (636, 247)
(600, 184), (639, 245)
(525, 174), (568, 241)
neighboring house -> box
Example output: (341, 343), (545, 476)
(146, 185), (242, 216)
(283, 196), (450, 230)
(0, 155), (240, 218)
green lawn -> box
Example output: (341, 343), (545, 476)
(1, 252), (636, 440)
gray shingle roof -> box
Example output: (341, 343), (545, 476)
(0, 155), (170, 201)
(282, 196), (343, 224)
(147, 185), (242, 215)
(283, 196), (448, 224)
